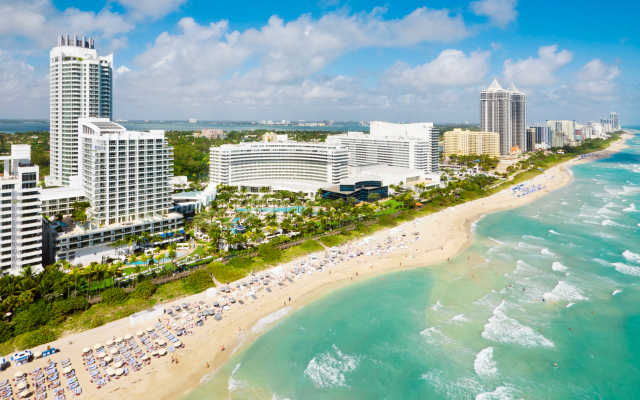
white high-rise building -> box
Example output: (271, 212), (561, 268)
(0, 146), (42, 275)
(610, 112), (620, 130)
(326, 122), (439, 173)
(480, 80), (527, 154)
(42, 119), (183, 265)
(47, 35), (113, 187)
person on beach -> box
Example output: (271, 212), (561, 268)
(220, 346), (225, 351)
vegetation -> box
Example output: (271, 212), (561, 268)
(183, 270), (214, 293)
(131, 281), (157, 300)
(101, 288), (129, 305)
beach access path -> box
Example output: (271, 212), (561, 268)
(0, 133), (630, 400)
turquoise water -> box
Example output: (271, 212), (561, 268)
(186, 132), (640, 399)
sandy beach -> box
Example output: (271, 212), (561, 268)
(0, 133), (630, 400)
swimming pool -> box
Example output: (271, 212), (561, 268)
(235, 206), (304, 213)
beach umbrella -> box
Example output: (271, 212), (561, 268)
(62, 367), (73, 374)
(115, 368), (124, 376)
(94, 343), (102, 350)
(16, 382), (27, 390)
(114, 361), (123, 368)
(150, 351), (158, 356)
(141, 355), (150, 361)
(106, 368), (116, 376)
(109, 349), (119, 355)
(104, 356), (112, 363)
(124, 334), (132, 340)
(136, 330), (144, 336)
(19, 389), (30, 398)
(115, 337), (123, 343)
(82, 347), (91, 354)
(106, 340), (114, 346)
(157, 340), (166, 347)
(174, 341), (182, 348)
(97, 352), (107, 358)
(146, 326), (154, 332)
(14, 371), (25, 378)
(158, 349), (167, 356)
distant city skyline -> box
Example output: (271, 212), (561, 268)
(0, 0), (637, 123)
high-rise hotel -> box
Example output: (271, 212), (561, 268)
(39, 37), (183, 267)
(47, 35), (113, 187)
(480, 80), (527, 154)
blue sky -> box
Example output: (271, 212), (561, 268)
(0, 0), (638, 124)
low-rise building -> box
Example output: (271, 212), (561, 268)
(321, 177), (388, 203)
(196, 129), (226, 139)
(442, 129), (500, 157)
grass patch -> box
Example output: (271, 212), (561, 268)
(280, 239), (324, 263)
(191, 245), (205, 257)
(319, 234), (350, 247)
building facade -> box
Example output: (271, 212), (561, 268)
(209, 140), (349, 187)
(321, 177), (388, 203)
(197, 129), (226, 139)
(480, 80), (527, 154)
(42, 119), (183, 265)
(546, 120), (577, 147)
(47, 35), (113, 187)
(326, 122), (439, 173)
(0, 146), (43, 275)
(442, 129), (500, 157)
(610, 113), (620, 130)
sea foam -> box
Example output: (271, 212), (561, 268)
(612, 263), (640, 277)
(228, 363), (248, 392)
(551, 262), (568, 272)
(474, 347), (497, 377)
(251, 307), (292, 333)
(475, 386), (517, 400)
(613, 290), (622, 296)
(482, 302), (554, 347)
(304, 345), (359, 388)
(622, 250), (640, 263)
(543, 281), (588, 302)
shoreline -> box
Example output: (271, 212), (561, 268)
(0, 133), (630, 400)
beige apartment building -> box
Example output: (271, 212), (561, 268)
(443, 129), (500, 157)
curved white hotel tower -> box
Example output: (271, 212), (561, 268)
(47, 35), (113, 187)
(209, 139), (349, 189)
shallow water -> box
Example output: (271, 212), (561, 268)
(185, 131), (640, 399)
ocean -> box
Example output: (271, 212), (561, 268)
(0, 121), (367, 134)
(187, 130), (640, 399)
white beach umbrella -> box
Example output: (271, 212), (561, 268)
(14, 371), (25, 378)
(115, 368), (124, 376)
(113, 361), (123, 368)
(109, 349), (119, 355)
(82, 347), (91, 354)
(136, 330), (144, 336)
(94, 343), (102, 350)
(16, 382), (27, 390)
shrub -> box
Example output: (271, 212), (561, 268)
(184, 270), (213, 293)
(0, 321), (13, 343)
(319, 235), (342, 247)
(378, 215), (396, 227)
(101, 288), (129, 305)
(132, 281), (157, 300)
(228, 257), (253, 270)
(298, 239), (324, 252)
(18, 328), (59, 350)
(207, 261), (245, 283)
(257, 243), (282, 264)
(13, 301), (53, 336)
(51, 297), (89, 319)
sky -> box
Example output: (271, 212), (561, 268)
(0, 0), (638, 124)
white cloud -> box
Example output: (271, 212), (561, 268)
(502, 45), (573, 85)
(470, 0), (518, 28)
(0, 50), (47, 118)
(117, 0), (188, 20)
(0, 0), (134, 48)
(115, 6), (472, 113)
(116, 66), (131, 74)
(384, 49), (491, 88)
(573, 59), (620, 97)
